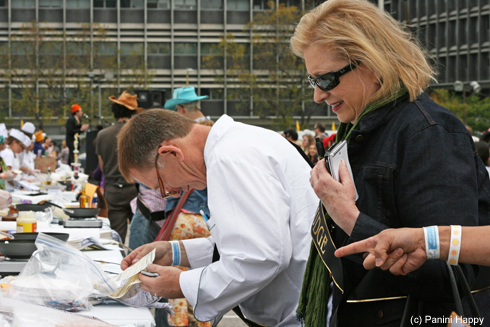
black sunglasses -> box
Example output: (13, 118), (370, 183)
(308, 62), (360, 92)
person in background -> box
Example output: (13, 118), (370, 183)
(466, 124), (479, 142)
(66, 104), (89, 167)
(19, 123), (37, 175)
(475, 141), (490, 174)
(307, 144), (318, 165)
(290, 0), (490, 325)
(33, 131), (46, 157)
(302, 133), (315, 153)
(0, 129), (28, 191)
(96, 91), (141, 242)
(313, 122), (327, 138)
(0, 130), (13, 190)
(164, 86), (210, 123)
(57, 140), (69, 165)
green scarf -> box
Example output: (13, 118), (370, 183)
(297, 87), (407, 327)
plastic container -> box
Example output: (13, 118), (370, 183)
(91, 193), (98, 209)
(16, 211), (37, 233)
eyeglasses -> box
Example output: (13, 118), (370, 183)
(308, 62), (360, 92)
(154, 151), (181, 199)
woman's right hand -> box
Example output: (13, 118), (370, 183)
(310, 158), (360, 235)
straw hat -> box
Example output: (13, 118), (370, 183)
(108, 91), (144, 113)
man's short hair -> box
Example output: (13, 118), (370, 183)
(118, 109), (196, 182)
(284, 129), (298, 141)
(314, 123), (326, 133)
(176, 100), (200, 111)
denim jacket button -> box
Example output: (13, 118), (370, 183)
(356, 135), (364, 142)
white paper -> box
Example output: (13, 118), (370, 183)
(111, 249), (155, 283)
(327, 140), (359, 200)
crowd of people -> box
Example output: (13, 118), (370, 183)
(3, 0), (490, 326)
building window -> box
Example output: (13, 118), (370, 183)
(147, 0), (169, 8)
(94, 0), (117, 7)
(12, 0), (35, 8)
(0, 0), (5, 7)
(279, 0), (300, 8)
(66, 0), (90, 8)
(121, 42), (144, 68)
(94, 42), (117, 68)
(120, 0), (144, 8)
(11, 42), (35, 68)
(174, 0), (196, 9)
(175, 43), (197, 55)
(200, 88), (224, 100)
(148, 43), (171, 69)
(148, 43), (171, 54)
(201, 43), (223, 69)
(253, 0), (270, 10)
(39, 0), (63, 7)
(227, 0), (249, 10)
(201, 0), (223, 9)
(66, 42), (91, 68)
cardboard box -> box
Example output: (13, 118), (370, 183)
(34, 157), (57, 173)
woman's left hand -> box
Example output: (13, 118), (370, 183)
(310, 158), (360, 235)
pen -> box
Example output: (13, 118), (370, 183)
(200, 210), (209, 221)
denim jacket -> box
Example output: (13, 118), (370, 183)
(332, 93), (490, 325)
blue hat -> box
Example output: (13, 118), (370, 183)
(164, 87), (209, 110)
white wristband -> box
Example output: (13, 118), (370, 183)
(447, 225), (462, 266)
(423, 226), (440, 259)
(170, 241), (181, 266)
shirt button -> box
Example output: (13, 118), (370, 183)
(355, 135), (364, 142)
(377, 310), (384, 319)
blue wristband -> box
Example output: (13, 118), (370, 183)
(170, 241), (181, 266)
(423, 226), (440, 259)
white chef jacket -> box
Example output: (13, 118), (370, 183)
(0, 148), (14, 168)
(19, 150), (35, 171)
(180, 115), (317, 326)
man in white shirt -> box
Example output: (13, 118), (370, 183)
(118, 109), (317, 326)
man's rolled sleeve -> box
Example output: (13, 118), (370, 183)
(182, 237), (214, 269)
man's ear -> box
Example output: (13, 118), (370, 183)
(157, 144), (184, 161)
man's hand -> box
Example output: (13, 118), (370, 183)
(140, 264), (184, 298)
(81, 124), (89, 131)
(121, 242), (173, 271)
(334, 228), (427, 275)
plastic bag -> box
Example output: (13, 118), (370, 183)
(0, 296), (118, 327)
(7, 233), (116, 312)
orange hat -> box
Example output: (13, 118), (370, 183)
(71, 104), (81, 113)
(34, 130), (45, 142)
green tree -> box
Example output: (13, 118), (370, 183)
(430, 88), (490, 134)
(202, 1), (323, 130)
(2, 21), (151, 128)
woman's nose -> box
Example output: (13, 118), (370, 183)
(313, 86), (329, 104)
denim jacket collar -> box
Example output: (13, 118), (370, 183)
(356, 92), (414, 133)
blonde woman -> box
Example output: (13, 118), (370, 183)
(291, 0), (490, 325)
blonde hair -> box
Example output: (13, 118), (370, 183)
(290, 0), (436, 102)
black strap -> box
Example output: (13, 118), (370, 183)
(136, 196), (167, 223)
(211, 246), (265, 326)
(232, 306), (267, 327)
